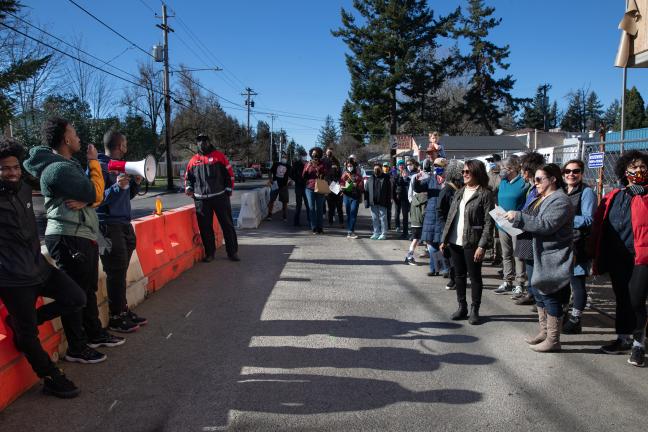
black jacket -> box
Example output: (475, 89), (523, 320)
(441, 185), (494, 250)
(365, 173), (392, 207)
(0, 181), (52, 287)
(291, 160), (307, 187)
(394, 173), (411, 203)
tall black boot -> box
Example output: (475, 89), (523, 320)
(468, 304), (481, 325)
(451, 302), (468, 320)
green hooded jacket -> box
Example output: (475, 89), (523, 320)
(24, 146), (99, 241)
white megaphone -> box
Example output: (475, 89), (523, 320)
(107, 155), (157, 183)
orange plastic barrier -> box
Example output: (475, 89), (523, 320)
(0, 298), (62, 410)
(0, 202), (223, 411)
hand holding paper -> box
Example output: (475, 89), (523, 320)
(489, 205), (523, 237)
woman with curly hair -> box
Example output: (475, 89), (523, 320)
(302, 146), (329, 234)
(591, 150), (648, 367)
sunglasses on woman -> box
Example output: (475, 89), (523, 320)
(563, 168), (582, 175)
(461, 169), (472, 175)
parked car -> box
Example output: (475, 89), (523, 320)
(242, 168), (260, 179)
(234, 167), (246, 183)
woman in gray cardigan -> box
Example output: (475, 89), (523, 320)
(504, 163), (574, 352)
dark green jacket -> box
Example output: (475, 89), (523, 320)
(24, 146), (100, 240)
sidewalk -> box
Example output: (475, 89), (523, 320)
(1, 204), (645, 432)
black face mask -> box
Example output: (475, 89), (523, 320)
(198, 142), (213, 155)
(0, 178), (22, 193)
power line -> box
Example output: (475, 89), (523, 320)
(138, 0), (157, 14)
(67, 0), (155, 60)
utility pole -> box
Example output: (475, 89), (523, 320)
(269, 113), (276, 162)
(539, 83), (552, 132)
(242, 87), (257, 136)
(157, 4), (174, 191)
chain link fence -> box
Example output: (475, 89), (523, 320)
(552, 137), (648, 198)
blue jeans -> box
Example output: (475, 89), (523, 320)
(304, 188), (325, 230)
(570, 275), (587, 313)
(428, 243), (449, 273)
(535, 285), (571, 317)
(370, 205), (388, 236)
(343, 195), (359, 234)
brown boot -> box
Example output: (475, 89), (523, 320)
(525, 307), (547, 345)
(530, 314), (562, 352)
(514, 292), (534, 305)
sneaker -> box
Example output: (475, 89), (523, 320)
(418, 251), (430, 258)
(427, 272), (439, 277)
(109, 313), (140, 333)
(377, 234), (387, 240)
(445, 280), (456, 290)
(127, 310), (148, 326)
(628, 346), (646, 367)
(405, 256), (416, 266)
(601, 338), (633, 355)
(562, 316), (582, 334)
(441, 272), (450, 279)
(370, 234), (380, 240)
(348, 233), (358, 239)
(494, 282), (513, 294)
(42, 370), (80, 398)
(511, 285), (524, 295)
(88, 333), (125, 348)
(64, 346), (107, 364)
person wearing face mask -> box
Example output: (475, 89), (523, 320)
(437, 160), (464, 290)
(25, 117), (116, 365)
(302, 147), (329, 234)
(185, 134), (239, 262)
(326, 161), (344, 227)
(494, 156), (529, 297)
(291, 151), (310, 227)
(486, 155), (502, 266)
(365, 163), (392, 240)
(340, 159), (364, 238)
(382, 162), (395, 230)
(561, 159), (596, 334)
(0, 137), (86, 398)
(504, 164), (574, 352)
(405, 159), (426, 264)
(266, 152), (291, 222)
(421, 158), (450, 277)
(394, 160), (411, 239)
(591, 150), (648, 367)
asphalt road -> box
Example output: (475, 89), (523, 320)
(3, 198), (647, 431)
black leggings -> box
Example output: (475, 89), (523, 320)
(449, 244), (484, 307)
(629, 265), (648, 343)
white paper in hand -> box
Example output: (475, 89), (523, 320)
(489, 205), (523, 237)
(329, 181), (341, 195)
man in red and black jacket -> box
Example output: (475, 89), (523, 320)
(185, 134), (239, 262)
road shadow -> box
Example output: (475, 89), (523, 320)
(257, 315), (477, 343)
(232, 374), (483, 415)
(244, 346), (496, 372)
(481, 314), (537, 323)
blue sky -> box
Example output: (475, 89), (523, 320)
(21, 0), (644, 146)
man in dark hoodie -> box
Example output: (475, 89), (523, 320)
(96, 129), (147, 333)
(291, 150), (310, 227)
(24, 117), (124, 365)
(0, 137), (84, 398)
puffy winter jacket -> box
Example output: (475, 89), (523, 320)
(0, 181), (52, 287)
(185, 150), (234, 199)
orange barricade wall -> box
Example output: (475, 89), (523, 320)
(0, 203), (222, 411)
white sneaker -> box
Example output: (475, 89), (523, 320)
(512, 285), (524, 295)
(494, 282), (512, 294)
(348, 233), (358, 239)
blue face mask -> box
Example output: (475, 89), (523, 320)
(434, 167), (445, 176)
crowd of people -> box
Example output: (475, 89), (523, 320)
(1, 121), (647, 403)
(0, 123), (239, 399)
(274, 135), (648, 369)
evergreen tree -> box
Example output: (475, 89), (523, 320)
(333, 0), (459, 138)
(317, 115), (339, 149)
(456, 0), (520, 135)
(585, 91), (604, 130)
(624, 86), (646, 130)
(603, 100), (620, 130)
(519, 85), (551, 130)
(548, 101), (559, 129)
(560, 90), (587, 132)
(339, 99), (365, 142)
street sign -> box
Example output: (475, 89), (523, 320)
(588, 152), (604, 169)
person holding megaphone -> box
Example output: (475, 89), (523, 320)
(96, 129), (148, 333)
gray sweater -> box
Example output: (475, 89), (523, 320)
(512, 189), (574, 295)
